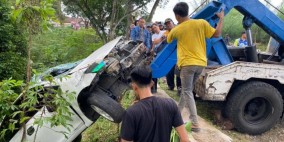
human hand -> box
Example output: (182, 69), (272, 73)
(216, 9), (224, 19)
(150, 48), (154, 54)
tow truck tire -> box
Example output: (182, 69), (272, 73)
(87, 94), (125, 123)
(226, 81), (283, 135)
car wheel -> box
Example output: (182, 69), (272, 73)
(226, 81), (283, 135)
(78, 87), (101, 121)
(87, 93), (125, 123)
(72, 134), (82, 142)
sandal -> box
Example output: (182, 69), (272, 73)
(191, 127), (201, 132)
(191, 124), (201, 132)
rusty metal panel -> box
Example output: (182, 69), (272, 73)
(199, 61), (284, 101)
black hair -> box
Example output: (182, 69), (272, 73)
(241, 31), (246, 35)
(134, 20), (139, 26)
(173, 2), (189, 17)
(151, 23), (158, 28)
(130, 65), (152, 87)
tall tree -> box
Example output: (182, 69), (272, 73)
(147, 0), (160, 22)
(62, 0), (152, 43)
(53, 0), (65, 26)
(0, 0), (27, 81)
(188, 0), (209, 16)
(278, 1), (284, 20)
(11, 0), (56, 141)
(12, 0), (55, 82)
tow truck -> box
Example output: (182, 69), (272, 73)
(151, 0), (284, 135)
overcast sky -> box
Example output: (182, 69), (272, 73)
(148, 0), (283, 24)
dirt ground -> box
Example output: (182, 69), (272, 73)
(155, 90), (232, 142)
(156, 88), (284, 142)
(223, 121), (284, 142)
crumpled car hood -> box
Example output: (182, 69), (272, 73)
(70, 36), (123, 73)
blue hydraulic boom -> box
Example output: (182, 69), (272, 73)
(151, 0), (284, 78)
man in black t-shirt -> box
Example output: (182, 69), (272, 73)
(120, 66), (189, 142)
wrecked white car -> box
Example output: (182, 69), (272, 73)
(1, 37), (147, 142)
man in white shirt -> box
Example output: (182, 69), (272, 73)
(151, 23), (166, 53)
(150, 23), (167, 94)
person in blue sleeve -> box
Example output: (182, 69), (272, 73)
(130, 18), (151, 50)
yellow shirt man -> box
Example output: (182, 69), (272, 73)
(164, 30), (170, 37)
(167, 19), (216, 68)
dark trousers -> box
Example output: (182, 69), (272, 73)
(166, 66), (181, 89)
(151, 78), (158, 93)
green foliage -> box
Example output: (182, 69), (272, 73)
(0, 79), (23, 122)
(222, 9), (244, 40)
(31, 27), (103, 71)
(0, 74), (75, 141)
(52, 0), (65, 25)
(223, 9), (270, 44)
(0, 0), (27, 80)
(82, 118), (119, 142)
(170, 122), (192, 142)
(278, 5), (284, 20)
(11, 0), (57, 83)
(11, 0), (56, 34)
(62, 0), (152, 42)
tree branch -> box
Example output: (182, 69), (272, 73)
(114, 2), (148, 30)
(76, 0), (106, 42)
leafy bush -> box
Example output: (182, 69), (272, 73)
(0, 1), (27, 80)
(0, 75), (75, 141)
(32, 27), (103, 71)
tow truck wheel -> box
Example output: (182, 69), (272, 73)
(87, 93), (125, 123)
(226, 81), (283, 135)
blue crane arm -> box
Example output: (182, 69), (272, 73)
(151, 0), (284, 78)
(218, 0), (284, 45)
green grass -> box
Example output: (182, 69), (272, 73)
(256, 43), (267, 51)
(158, 79), (180, 101)
(32, 27), (103, 71)
(82, 117), (120, 142)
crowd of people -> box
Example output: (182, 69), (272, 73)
(119, 2), (225, 142)
(129, 16), (181, 94)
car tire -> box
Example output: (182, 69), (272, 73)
(78, 87), (101, 122)
(226, 81), (283, 135)
(87, 93), (125, 123)
(72, 134), (82, 142)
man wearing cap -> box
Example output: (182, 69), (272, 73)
(159, 23), (164, 30)
(130, 18), (151, 50)
(120, 65), (189, 142)
(164, 18), (182, 95)
(167, 2), (224, 132)
(164, 18), (175, 37)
